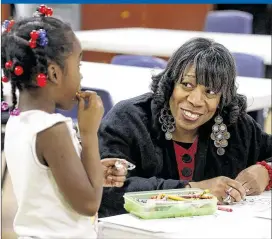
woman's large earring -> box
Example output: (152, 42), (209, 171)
(159, 106), (175, 140)
(210, 115), (230, 156)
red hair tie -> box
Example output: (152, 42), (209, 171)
(3, 60), (24, 76)
(29, 30), (39, 48)
(2, 75), (9, 83)
(5, 60), (13, 69)
(2, 60), (12, 82)
(2, 19), (15, 33)
(29, 29), (48, 49)
(35, 5), (53, 17)
(14, 66), (24, 76)
(36, 73), (47, 87)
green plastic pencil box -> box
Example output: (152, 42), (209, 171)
(123, 188), (218, 219)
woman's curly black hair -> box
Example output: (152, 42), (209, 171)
(151, 37), (247, 126)
(1, 15), (75, 111)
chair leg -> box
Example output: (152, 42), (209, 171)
(264, 108), (272, 134)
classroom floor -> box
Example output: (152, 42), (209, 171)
(1, 112), (271, 239)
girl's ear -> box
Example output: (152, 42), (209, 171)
(47, 63), (63, 85)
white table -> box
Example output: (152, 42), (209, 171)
(98, 191), (271, 239)
(75, 28), (272, 65)
(2, 62), (271, 112)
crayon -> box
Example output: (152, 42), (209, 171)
(218, 206), (233, 212)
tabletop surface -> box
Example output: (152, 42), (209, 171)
(75, 28), (272, 65)
(99, 191), (271, 239)
(2, 61), (271, 112)
(79, 62), (271, 112)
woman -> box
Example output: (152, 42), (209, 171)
(98, 38), (272, 218)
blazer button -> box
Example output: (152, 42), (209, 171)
(181, 154), (192, 163)
(181, 167), (192, 177)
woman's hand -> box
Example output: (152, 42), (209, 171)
(101, 158), (128, 187)
(235, 164), (269, 196)
(190, 176), (246, 203)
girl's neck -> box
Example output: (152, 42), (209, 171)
(18, 90), (56, 114)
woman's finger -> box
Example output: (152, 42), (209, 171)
(243, 182), (261, 196)
(102, 158), (130, 171)
(226, 178), (246, 199)
(111, 182), (124, 187)
(107, 175), (126, 183)
(103, 178), (124, 188)
(108, 167), (128, 176)
(245, 188), (256, 196)
(118, 167), (128, 176)
(242, 182), (252, 195)
(228, 187), (243, 202)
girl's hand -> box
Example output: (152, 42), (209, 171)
(77, 91), (104, 136)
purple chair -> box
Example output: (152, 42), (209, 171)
(111, 55), (167, 69)
(232, 53), (265, 78)
(204, 10), (253, 34)
(55, 87), (113, 121)
(232, 52), (266, 128)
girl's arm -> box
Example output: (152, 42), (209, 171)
(36, 121), (103, 216)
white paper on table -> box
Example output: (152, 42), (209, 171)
(99, 214), (181, 233)
(165, 217), (271, 239)
(99, 213), (271, 239)
(99, 213), (250, 234)
(254, 206), (272, 220)
(99, 213), (221, 233)
(229, 193), (271, 217)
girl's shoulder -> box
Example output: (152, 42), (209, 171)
(7, 110), (74, 134)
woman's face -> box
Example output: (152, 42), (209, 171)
(169, 65), (221, 133)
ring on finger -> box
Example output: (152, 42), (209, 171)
(223, 195), (232, 204)
(222, 187), (233, 204)
(244, 187), (250, 193)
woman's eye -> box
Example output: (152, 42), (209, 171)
(206, 89), (219, 98)
(207, 89), (216, 95)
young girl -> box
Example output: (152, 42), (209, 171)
(2, 5), (127, 239)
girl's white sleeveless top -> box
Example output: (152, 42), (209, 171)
(4, 110), (98, 239)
